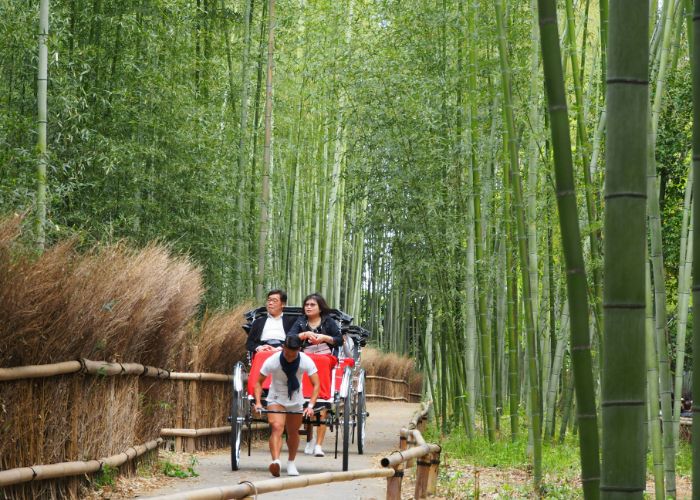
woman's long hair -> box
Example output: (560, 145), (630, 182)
(303, 293), (333, 317)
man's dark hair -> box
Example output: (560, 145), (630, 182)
(267, 289), (287, 303)
(284, 335), (302, 350)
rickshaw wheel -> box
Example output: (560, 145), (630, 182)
(341, 366), (353, 471)
(230, 362), (246, 471)
(342, 391), (351, 471)
(356, 370), (366, 455)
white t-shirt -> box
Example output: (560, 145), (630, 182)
(260, 352), (318, 406)
(260, 314), (286, 343)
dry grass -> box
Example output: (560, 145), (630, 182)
(194, 302), (251, 373)
(0, 219), (204, 367)
(362, 347), (423, 401)
(0, 214), (227, 492)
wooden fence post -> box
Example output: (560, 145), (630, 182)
(426, 447), (441, 494)
(386, 461), (405, 500)
(406, 433), (415, 468)
(417, 415), (427, 433)
(186, 347), (199, 452)
(414, 453), (431, 499)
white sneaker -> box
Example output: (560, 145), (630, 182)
(313, 445), (325, 457)
(287, 461), (299, 476)
(269, 459), (281, 477)
(304, 438), (316, 455)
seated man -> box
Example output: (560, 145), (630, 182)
(254, 335), (320, 477)
(245, 289), (297, 357)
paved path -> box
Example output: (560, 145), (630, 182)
(142, 402), (420, 499)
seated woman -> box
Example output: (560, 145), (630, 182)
(288, 293), (342, 457)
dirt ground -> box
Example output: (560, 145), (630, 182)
(91, 402), (420, 499)
(85, 403), (692, 499)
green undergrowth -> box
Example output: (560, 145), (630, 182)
(426, 423), (581, 474)
(424, 421), (692, 498)
(160, 456), (199, 479)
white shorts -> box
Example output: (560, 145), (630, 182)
(266, 399), (303, 412)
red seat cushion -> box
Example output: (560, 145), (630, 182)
(247, 351), (338, 401)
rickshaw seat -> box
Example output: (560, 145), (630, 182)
(247, 351), (339, 401)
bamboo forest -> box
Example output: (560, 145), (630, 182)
(5, 0), (700, 498)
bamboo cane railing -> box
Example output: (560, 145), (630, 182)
(0, 438), (163, 487)
(149, 402), (438, 500)
(364, 374), (422, 402)
(0, 359), (229, 382)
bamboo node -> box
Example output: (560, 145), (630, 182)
(600, 399), (645, 407)
(571, 344), (592, 351)
(603, 192), (646, 200)
(605, 77), (648, 85)
(600, 485), (645, 493)
(602, 302), (645, 310)
(538, 16), (556, 26)
(239, 480), (258, 499)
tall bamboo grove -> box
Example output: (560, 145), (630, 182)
(601, 3), (649, 497)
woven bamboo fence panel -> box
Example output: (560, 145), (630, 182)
(0, 351), (422, 498)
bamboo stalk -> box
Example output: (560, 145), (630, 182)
(0, 361), (81, 381)
(365, 375), (409, 385)
(691, 1), (700, 495)
(35, 0), (48, 249)
(0, 439), (162, 487)
(646, 263), (665, 499)
(364, 394), (408, 402)
(0, 359), (232, 382)
(380, 443), (441, 468)
(160, 424), (267, 438)
(151, 469), (396, 500)
(535, 0), (601, 495)
(602, 2), (649, 496)
(168, 373), (231, 382)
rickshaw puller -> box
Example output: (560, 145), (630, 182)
(254, 335), (320, 477)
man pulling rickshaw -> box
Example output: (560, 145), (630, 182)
(253, 334), (319, 476)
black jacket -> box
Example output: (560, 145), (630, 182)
(288, 315), (343, 354)
(245, 314), (297, 353)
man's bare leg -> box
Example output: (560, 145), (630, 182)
(285, 413), (303, 461)
(316, 409), (328, 448)
(267, 404), (286, 461)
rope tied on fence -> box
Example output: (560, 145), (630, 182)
(239, 480), (258, 499)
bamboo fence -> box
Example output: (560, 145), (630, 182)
(0, 358), (232, 499)
(1, 355), (422, 498)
